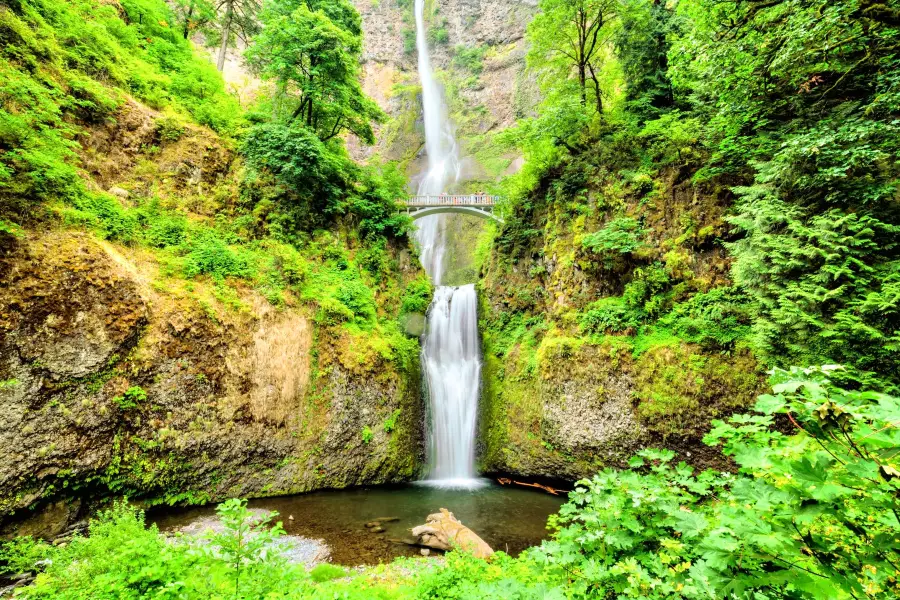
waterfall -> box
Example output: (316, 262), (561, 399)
(421, 285), (482, 487)
(413, 0), (460, 286)
(413, 0), (484, 489)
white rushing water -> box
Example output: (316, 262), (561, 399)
(413, 0), (484, 489)
(421, 285), (483, 488)
(413, 0), (461, 286)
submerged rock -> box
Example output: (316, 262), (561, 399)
(411, 509), (493, 559)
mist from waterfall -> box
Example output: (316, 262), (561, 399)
(413, 0), (484, 489)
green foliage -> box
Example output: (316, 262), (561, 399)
(668, 0), (900, 387)
(729, 188), (900, 389)
(402, 25), (416, 54)
(451, 45), (487, 75)
(246, 0), (383, 144)
(527, 0), (618, 116)
(400, 275), (433, 315)
(243, 124), (409, 239)
(111, 386), (147, 411)
(0, 0), (241, 219)
(581, 217), (645, 267)
(145, 212), (188, 249)
(8, 372), (900, 599)
(382, 409), (401, 433)
(536, 367), (900, 598)
(657, 287), (752, 350)
(580, 296), (642, 334)
(207, 499), (287, 598)
(427, 24), (449, 45)
(361, 426), (374, 444)
(0, 378), (20, 390)
(66, 192), (140, 243)
(154, 115), (187, 144)
(336, 279), (377, 325)
(0, 501), (312, 599)
(309, 563), (347, 582)
(183, 230), (251, 280)
(614, 0), (679, 123)
(171, 0), (217, 40)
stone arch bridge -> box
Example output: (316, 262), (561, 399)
(400, 195), (504, 223)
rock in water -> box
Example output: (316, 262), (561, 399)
(411, 509), (493, 558)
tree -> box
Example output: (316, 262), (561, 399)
(670, 0), (900, 388)
(527, 0), (619, 115)
(246, 0), (383, 144)
(215, 0), (261, 72)
(172, 0), (216, 40)
(615, 0), (679, 122)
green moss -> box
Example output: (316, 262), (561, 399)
(632, 343), (762, 438)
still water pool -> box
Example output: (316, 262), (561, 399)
(150, 481), (566, 565)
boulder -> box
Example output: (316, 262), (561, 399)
(109, 186), (130, 199)
(411, 509), (493, 558)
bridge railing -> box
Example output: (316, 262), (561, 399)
(404, 194), (501, 207)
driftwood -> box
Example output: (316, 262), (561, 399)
(496, 477), (567, 496)
(411, 509), (494, 558)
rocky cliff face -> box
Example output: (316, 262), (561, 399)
(352, 0), (538, 183)
(0, 228), (423, 538)
(477, 165), (766, 481)
(0, 94), (426, 538)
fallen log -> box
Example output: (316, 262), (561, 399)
(496, 477), (567, 496)
(411, 509), (493, 559)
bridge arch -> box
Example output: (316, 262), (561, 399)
(406, 205), (504, 224)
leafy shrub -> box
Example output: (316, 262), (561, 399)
(427, 25), (449, 45)
(402, 26), (416, 54)
(309, 563), (347, 583)
(111, 386), (147, 411)
(69, 192), (140, 243)
(243, 123), (348, 228)
(145, 213), (187, 248)
(580, 296), (642, 334)
(581, 217), (645, 268)
(207, 499), (287, 598)
(400, 275), (433, 315)
(580, 266), (671, 334)
(154, 115), (187, 143)
(382, 409), (401, 433)
(361, 426), (373, 444)
(452, 45), (487, 75)
(183, 232), (250, 280)
(335, 279), (377, 325)
(657, 286), (752, 349)
(621, 263), (670, 317)
(532, 366), (900, 598)
(0, 501), (311, 598)
(317, 296), (356, 325)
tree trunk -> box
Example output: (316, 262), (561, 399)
(578, 64), (587, 106)
(183, 4), (193, 39)
(588, 63), (603, 115)
(216, 0), (233, 72)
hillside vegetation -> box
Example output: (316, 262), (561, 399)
(478, 0), (900, 477)
(0, 0), (430, 530)
(2, 0), (900, 598)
